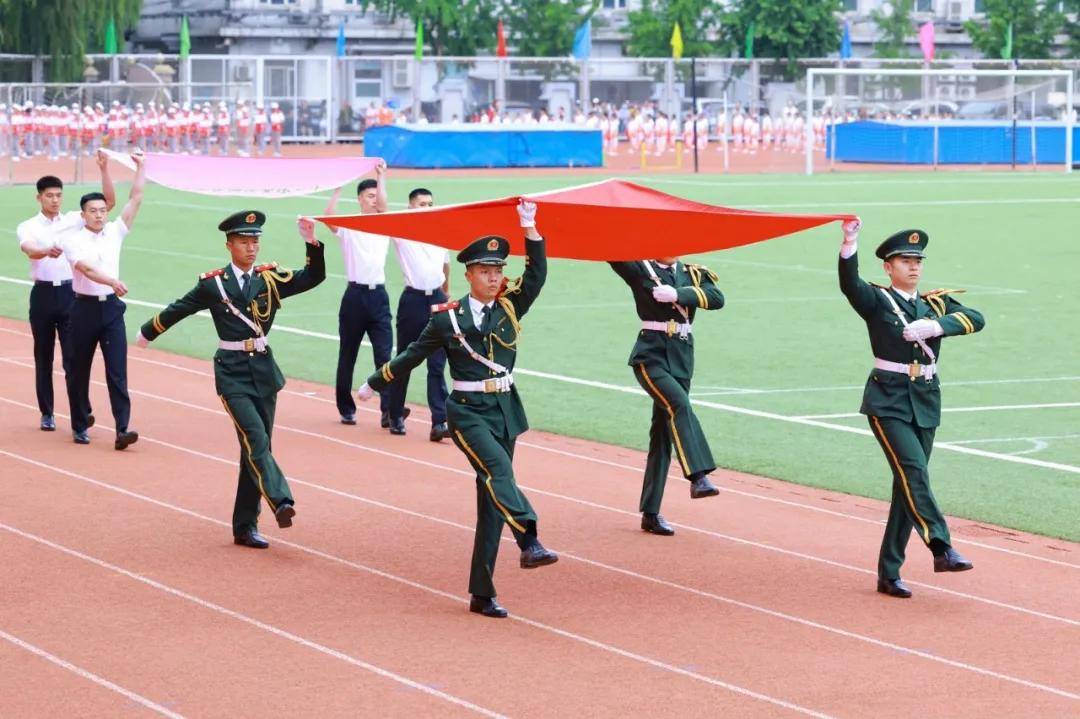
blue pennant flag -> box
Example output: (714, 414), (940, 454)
(336, 22), (346, 57)
(572, 18), (592, 60)
(840, 20), (852, 60)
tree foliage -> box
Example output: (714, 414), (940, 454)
(361, 0), (499, 56)
(626, 0), (723, 58)
(723, 0), (843, 78)
(870, 1), (915, 58)
(964, 0), (1063, 60)
(0, 0), (142, 80)
(1064, 0), (1080, 58)
(505, 0), (599, 57)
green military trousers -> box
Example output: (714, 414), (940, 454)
(633, 363), (717, 514)
(220, 392), (295, 536)
(450, 424), (538, 599)
(867, 415), (952, 580)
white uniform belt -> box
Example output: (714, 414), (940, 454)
(874, 358), (937, 380)
(219, 337), (268, 353)
(641, 320), (692, 337)
(452, 374), (514, 393)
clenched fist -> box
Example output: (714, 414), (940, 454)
(651, 284), (678, 303)
(356, 383), (375, 401)
(902, 319), (943, 341)
(516, 199), (537, 228)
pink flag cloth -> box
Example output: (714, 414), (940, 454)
(919, 22), (935, 63)
(102, 150), (382, 198)
(315, 179), (853, 262)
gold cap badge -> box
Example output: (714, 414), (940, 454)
(245, 212), (257, 224)
(908, 232), (920, 244)
(487, 239), (499, 251)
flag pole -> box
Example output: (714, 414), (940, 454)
(691, 56), (699, 173)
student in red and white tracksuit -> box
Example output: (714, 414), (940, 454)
(269, 102), (285, 156)
(253, 103), (268, 155)
(235, 100), (251, 156)
(215, 103), (231, 155)
(654, 113), (669, 155)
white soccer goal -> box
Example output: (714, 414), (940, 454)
(805, 67), (1075, 175)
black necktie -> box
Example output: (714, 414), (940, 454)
(480, 305), (492, 334)
(241, 272), (251, 298)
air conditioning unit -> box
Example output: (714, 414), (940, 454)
(945, 0), (966, 31)
(233, 65), (251, 82)
(392, 58), (411, 88)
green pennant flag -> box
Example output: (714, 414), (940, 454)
(179, 15), (191, 58)
(104, 17), (118, 55)
(744, 22), (756, 60)
(415, 18), (424, 61)
(1000, 21), (1013, 60)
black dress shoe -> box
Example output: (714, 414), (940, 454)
(274, 503), (296, 528)
(340, 413), (357, 425)
(690, 474), (720, 499)
(934, 547), (974, 573)
(114, 430), (139, 451)
(389, 417), (406, 435)
(877, 577), (913, 598)
(234, 529), (270, 549)
(430, 422), (451, 442)
(520, 543), (559, 569)
(381, 407), (410, 428)
(641, 513), (675, 536)
(73, 430), (90, 445)
(469, 595), (508, 618)
(40, 415), (56, 431)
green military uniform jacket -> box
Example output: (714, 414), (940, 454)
(609, 260), (725, 379)
(839, 251), (985, 428)
(140, 241), (326, 397)
(366, 239), (547, 440)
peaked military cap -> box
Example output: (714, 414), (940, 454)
(876, 229), (928, 260)
(218, 210), (266, 237)
(457, 235), (509, 266)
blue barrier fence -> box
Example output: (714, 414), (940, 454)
(365, 125), (603, 169)
(832, 121), (1080, 164)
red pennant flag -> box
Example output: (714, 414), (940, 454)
(496, 19), (508, 57)
(315, 179), (852, 262)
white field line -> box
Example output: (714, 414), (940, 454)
(747, 197), (1080, 210)
(946, 435), (1080, 457)
(0, 451), (833, 719)
(3, 386), (1076, 625)
(0, 627), (186, 718)
(631, 175), (1077, 189)
(86, 351), (1080, 570)
(798, 402), (1080, 420)
(3, 450), (1077, 704)
(691, 376), (1080, 396)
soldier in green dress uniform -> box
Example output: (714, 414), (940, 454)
(609, 256), (725, 536)
(838, 219), (983, 598)
(135, 211), (326, 549)
(356, 200), (558, 619)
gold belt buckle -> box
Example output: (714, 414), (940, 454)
(243, 338), (255, 352)
(908, 360), (921, 381)
(666, 319), (677, 337)
(483, 378), (497, 393)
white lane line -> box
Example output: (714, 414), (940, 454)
(0, 325), (1076, 570)
(4, 389), (1074, 626)
(0, 627), (186, 718)
(0, 518), (505, 718)
(798, 402), (1080, 420)
(4, 441), (1078, 702)
(0, 452), (832, 719)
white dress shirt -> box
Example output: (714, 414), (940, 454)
(467, 295), (495, 329)
(892, 286), (918, 302)
(63, 218), (129, 296)
(16, 211), (84, 283)
(335, 227), (388, 286)
(232, 263), (254, 292)
(393, 238), (448, 292)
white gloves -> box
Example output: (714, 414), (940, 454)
(903, 319), (943, 341)
(134, 331), (149, 348)
(651, 284), (678, 303)
(356, 383), (375, 401)
(517, 199), (537, 228)
(840, 218), (860, 258)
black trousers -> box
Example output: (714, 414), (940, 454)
(67, 294), (130, 434)
(335, 283), (392, 417)
(28, 281), (77, 417)
(388, 287), (449, 424)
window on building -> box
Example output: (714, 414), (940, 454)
(602, 0), (627, 8)
(913, 0), (933, 12)
(353, 63), (382, 102)
(260, 0), (296, 5)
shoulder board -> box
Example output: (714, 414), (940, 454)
(430, 300), (460, 313)
(254, 262), (279, 273)
(920, 287), (966, 298)
(199, 268), (225, 280)
(869, 282), (887, 289)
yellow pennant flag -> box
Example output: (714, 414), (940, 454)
(670, 22), (684, 60)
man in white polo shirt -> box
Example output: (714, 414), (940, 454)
(323, 161), (395, 428)
(61, 150), (146, 449)
(17, 153), (114, 431)
(386, 187), (451, 440)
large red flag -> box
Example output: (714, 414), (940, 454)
(314, 179), (853, 261)
(496, 19), (508, 57)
